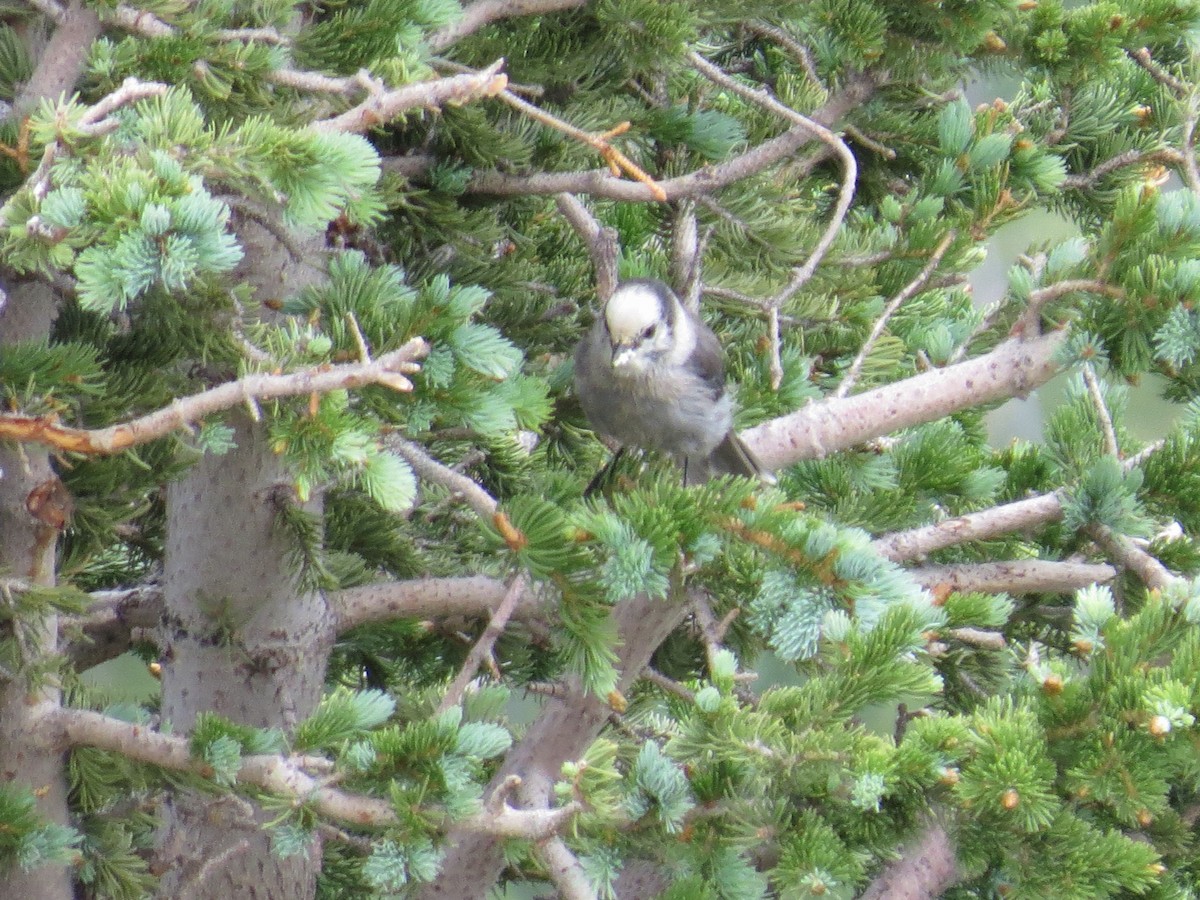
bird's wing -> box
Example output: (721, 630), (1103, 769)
(690, 323), (728, 401)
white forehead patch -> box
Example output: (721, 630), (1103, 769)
(604, 283), (666, 343)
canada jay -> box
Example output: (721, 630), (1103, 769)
(574, 278), (771, 486)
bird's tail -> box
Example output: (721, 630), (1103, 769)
(687, 431), (776, 486)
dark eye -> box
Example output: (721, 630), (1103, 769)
(640, 324), (656, 340)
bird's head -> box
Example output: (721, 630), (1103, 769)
(603, 279), (684, 372)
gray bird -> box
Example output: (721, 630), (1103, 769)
(574, 278), (771, 486)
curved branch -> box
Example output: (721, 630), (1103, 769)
(0, 338), (428, 455)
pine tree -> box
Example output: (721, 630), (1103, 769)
(5, 0), (1200, 897)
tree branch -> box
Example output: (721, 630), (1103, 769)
(382, 71), (882, 202)
(418, 590), (691, 898)
(859, 821), (959, 900)
(47, 705), (398, 827)
(47, 705), (582, 837)
(1089, 524), (1176, 591)
(1081, 363), (1119, 456)
(429, 0), (590, 51)
(67, 575), (542, 670)
(688, 50), (858, 304)
(872, 492), (1065, 562)
(835, 230), (956, 398)
(333, 576), (539, 631)
(13, 0), (102, 120)
(311, 61), (509, 134)
(536, 836), (596, 900)
(555, 193), (620, 299)
(61, 584), (163, 670)
(744, 330), (1066, 472)
(97, 5), (509, 130)
(0, 338), (428, 455)
(387, 437), (499, 519)
(907, 559), (1116, 594)
(437, 572), (528, 713)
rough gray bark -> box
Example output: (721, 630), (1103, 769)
(155, 414), (335, 898)
(417, 592), (690, 899)
(153, 219), (331, 898)
(0, 283), (74, 900)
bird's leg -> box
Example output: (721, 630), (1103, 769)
(584, 446), (627, 497)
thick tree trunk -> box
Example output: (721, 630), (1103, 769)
(0, 283), (74, 900)
(154, 415), (335, 898)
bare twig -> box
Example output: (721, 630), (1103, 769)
(555, 193), (620, 299)
(835, 231), (956, 399)
(642, 668), (696, 703)
(388, 437), (499, 519)
(944, 627), (1006, 650)
(907, 559), (1116, 594)
(1181, 101), (1200, 193)
(1081, 363), (1119, 457)
(107, 3), (174, 37)
(1128, 47), (1188, 96)
(843, 123), (897, 159)
(499, 89), (666, 200)
(0, 338), (428, 455)
(268, 67), (378, 96)
(1124, 439), (1165, 470)
(1062, 148), (1185, 190)
(437, 573), (529, 713)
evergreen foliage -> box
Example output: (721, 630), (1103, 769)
(7, 0), (1200, 897)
